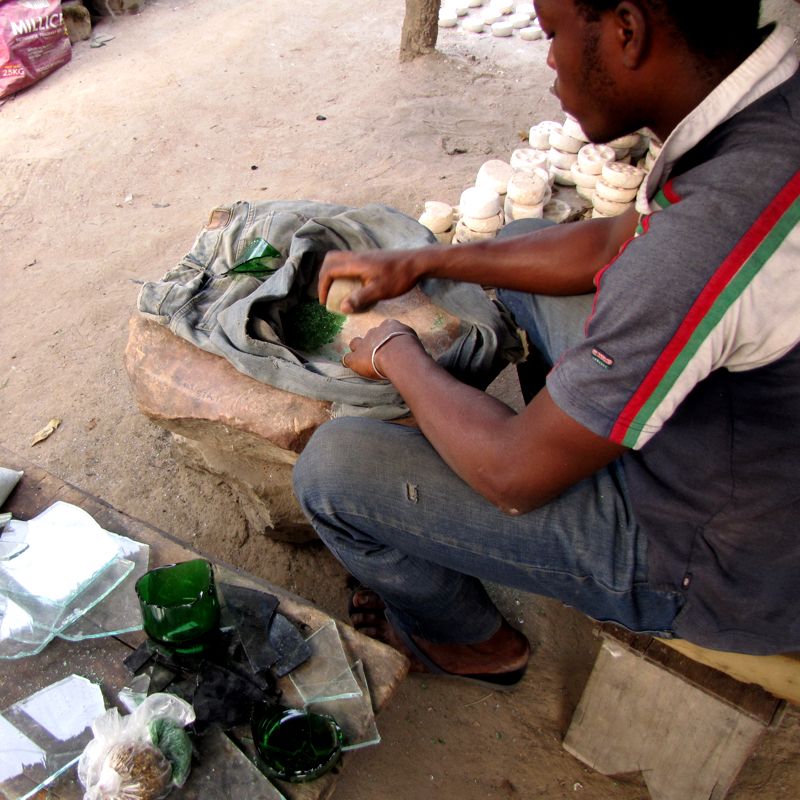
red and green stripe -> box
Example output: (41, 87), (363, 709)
(611, 171), (800, 447)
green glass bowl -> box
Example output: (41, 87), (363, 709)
(134, 559), (220, 654)
(251, 705), (344, 783)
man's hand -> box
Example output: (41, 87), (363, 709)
(319, 250), (422, 313)
(341, 319), (422, 380)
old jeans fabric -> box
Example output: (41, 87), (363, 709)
(293, 219), (684, 645)
(137, 200), (521, 418)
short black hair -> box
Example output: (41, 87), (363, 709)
(573, 0), (763, 60)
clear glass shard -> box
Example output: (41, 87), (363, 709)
(58, 531), (150, 642)
(0, 520), (28, 561)
(306, 660), (381, 752)
(59, 533), (150, 641)
(0, 715), (46, 783)
(0, 502), (151, 652)
(0, 504), (120, 630)
(50, 558), (135, 634)
(0, 675), (105, 800)
(59, 531), (149, 640)
(0, 595), (53, 659)
(289, 619), (362, 705)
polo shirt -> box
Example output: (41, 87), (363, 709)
(547, 25), (800, 653)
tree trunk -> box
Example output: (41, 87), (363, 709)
(399, 0), (441, 62)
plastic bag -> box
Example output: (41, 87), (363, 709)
(0, 0), (72, 100)
(77, 693), (196, 800)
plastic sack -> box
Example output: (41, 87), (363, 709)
(0, 0), (71, 100)
(77, 693), (196, 800)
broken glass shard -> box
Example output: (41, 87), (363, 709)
(0, 595), (52, 659)
(219, 583), (280, 673)
(289, 619), (362, 704)
(0, 675), (105, 800)
(59, 532), (149, 640)
(0, 503), (120, 617)
(307, 660), (381, 751)
(0, 519), (28, 561)
(0, 502), (151, 658)
(269, 613), (311, 678)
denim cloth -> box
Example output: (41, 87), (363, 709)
(137, 200), (521, 419)
(293, 220), (684, 644)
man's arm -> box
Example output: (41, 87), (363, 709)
(345, 321), (627, 513)
(320, 207), (638, 312)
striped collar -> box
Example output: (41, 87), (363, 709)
(637, 24), (799, 215)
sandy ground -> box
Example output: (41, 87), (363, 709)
(2, 1), (800, 797)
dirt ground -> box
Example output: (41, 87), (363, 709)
(2, 1), (799, 798)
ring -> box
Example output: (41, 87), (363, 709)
(341, 354), (348, 368)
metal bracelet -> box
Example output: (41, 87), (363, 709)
(370, 331), (416, 380)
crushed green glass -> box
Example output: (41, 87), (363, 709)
(282, 300), (346, 353)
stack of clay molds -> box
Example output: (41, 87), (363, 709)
(604, 132), (642, 164)
(509, 148), (552, 200)
(505, 171), (549, 221)
(510, 146), (548, 175)
(548, 123), (586, 186)
(591, 161), (646, 218)
(418, 201), (456, 244)
(475, 158), (513, 210)
(438, 1), (547, 41)
(570, 143), (616, 202)
(529, 121), (561, 157)
(454, 186), (504, 243)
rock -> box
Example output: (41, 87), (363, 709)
(325, 278), (364, 313)
(63, 2), (92, 43)
(125, 315), (331, 543)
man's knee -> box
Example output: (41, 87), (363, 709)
(293, 417), (384, 509)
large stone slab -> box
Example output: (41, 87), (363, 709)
(125, 315), (332, 543)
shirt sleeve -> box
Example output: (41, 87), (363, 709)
(547, 157), (800, 450)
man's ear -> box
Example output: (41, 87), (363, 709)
(612, 1), (649, 69)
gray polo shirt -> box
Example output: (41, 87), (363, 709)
(548, 28), (800, 654)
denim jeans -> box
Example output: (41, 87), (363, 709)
(292, 220), (683, 645)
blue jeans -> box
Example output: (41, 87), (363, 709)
(292, 220), (683, 645)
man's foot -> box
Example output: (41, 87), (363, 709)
(348, 587), (530, 684)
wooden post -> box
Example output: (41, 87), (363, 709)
(400, 0), (441, 62)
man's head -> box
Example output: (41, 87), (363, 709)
(534, 0), (764, 142)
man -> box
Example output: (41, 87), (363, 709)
(293, 0), (800, 682)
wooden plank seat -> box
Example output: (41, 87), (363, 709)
(563, 623), (800, 800)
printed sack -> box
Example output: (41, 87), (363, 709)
(0, 0), (71, 99)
